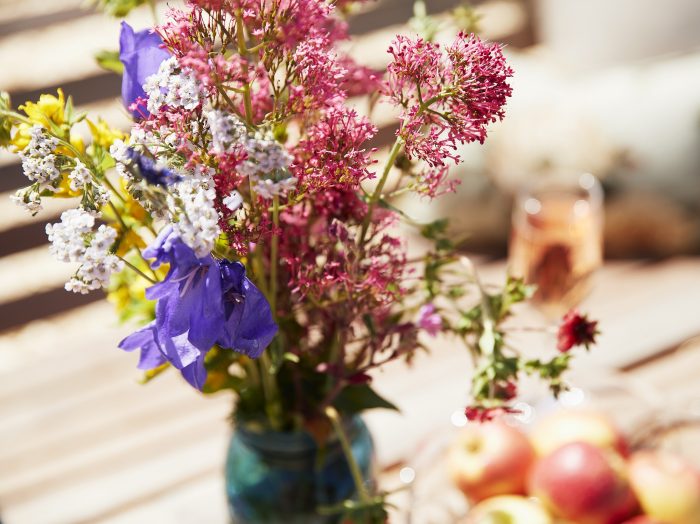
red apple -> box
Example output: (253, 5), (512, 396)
(530, 409), (629, 457)
(528, 442), (639, 524)
(447, 421), (536, 502)
(628, 450), (700, 524)
(621, 517), (663, 524)
(464, 495), (553, 524)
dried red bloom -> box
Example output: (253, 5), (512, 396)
(557, 309), (598, 352)
(495, 380), (517, 401)
(464, 404), (521, 423)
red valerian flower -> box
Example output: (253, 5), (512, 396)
(289, 35), (346, 112)
(293, 104), (377, 193)
(464, 404), (521, 423)
(557, 309), (598, 352)
(385, 32), (512, 195)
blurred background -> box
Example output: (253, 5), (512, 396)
(1, 1), (699, 522)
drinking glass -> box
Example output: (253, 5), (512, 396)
(508, 172), (604, 319)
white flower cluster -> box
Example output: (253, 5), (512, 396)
(240, 134), (298, 199)
(66, 225), (122, 294)
(205, 108), (247, 154)
(171, 168), (221, 258)
(223, 190), (243, 211)
(11, 188), (42, 214)
(19, 125), (60, 187)
(68, 160), (91, 191)
(69, 160), (109, 209)
(204, 108), (297, 198)
(238, 135), (293, 178)
(45, 209), (123, 294)
(144, 57), (202, 114)
(109, 139), (131, 181)
(253, 177), (298, 199)
(46, 209), (94, 262)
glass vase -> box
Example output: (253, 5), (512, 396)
(225, 415), (375, 523)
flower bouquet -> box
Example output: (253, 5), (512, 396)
(0, 0), (596, 521)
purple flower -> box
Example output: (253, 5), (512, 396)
(119, 228), (278, 389)
(219, 260), (278, 358)
(126, 148), (182, 186)
(418, 303), (442, 337)
(119, 22), (170, 117)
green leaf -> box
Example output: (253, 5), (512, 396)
(63, 95), (74, 124)
(362, 313), (376, 337)
(94, 49), (124, 74)
(478, 323), (496, 354)
(0, 91), (13, 146)
(91, 0), (148, 17)
(333, 384), (400, 415)
(420, 218), (449, 240)
(453, 4), (482, 34)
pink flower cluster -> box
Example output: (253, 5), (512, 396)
(293, 105), (377, 193)
(289, 36), (346, 112)
(386, 33), (513, 196)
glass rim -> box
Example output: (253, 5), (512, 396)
(512, 171), (604, 225)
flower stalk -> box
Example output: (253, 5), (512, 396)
(359, 137), (403, 244)
(325, 406), (371, 504)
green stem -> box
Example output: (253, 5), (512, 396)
(269, 194), (280, 317)
(108, 200), (158, 279)
(0, 109), (31, 126)
(235, 12), (254, 125)
(325, 406), (371, 504)
(108, 200), (129, 231)
(117, 255), (157, 284)
(259, 351), (282, 430)
(102, 175), (126, 203)
(359, 137), (403, 245)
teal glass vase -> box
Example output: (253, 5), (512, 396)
(225, 415), (375, 523)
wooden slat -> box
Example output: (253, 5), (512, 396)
(9, 72), (120, 114)
(0, 247), (73, 303)
(3, 434), (229, 524)
(0, 286), (101, 332)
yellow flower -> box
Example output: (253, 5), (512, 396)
(19, 89), (66, 128)
(70, 133), (85, 153)
(53, 176), (81, 198)
(10, 122), (32, 151)
(88, 118), (127, 149)
(11, 89), (73, 152)
(115, 229), (146, 257)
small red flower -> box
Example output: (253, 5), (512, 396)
(557, 309), (598, 352)
(464, 404), (520, 423)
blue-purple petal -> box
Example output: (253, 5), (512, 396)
(119, 231), (278, 391)
(119, 21), (170, 118)
(180, 357), (208, 390)
(218, 260), (278, 358)
(118, 322), (166, 370)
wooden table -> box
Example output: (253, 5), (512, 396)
(2, 259), (699, 523)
